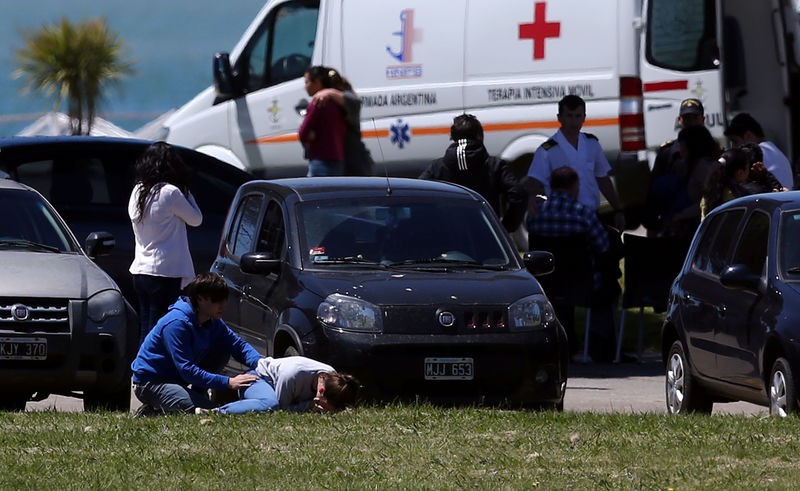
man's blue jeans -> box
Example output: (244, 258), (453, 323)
(134, 381), (216, 414)
(215, 371), (279, 414)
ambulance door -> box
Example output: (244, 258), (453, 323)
(721, 0), (798, 164)
(640, 0), (725, 151)
(227, 0), (321, 178)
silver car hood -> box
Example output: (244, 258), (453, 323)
(0, 251), (117, 299)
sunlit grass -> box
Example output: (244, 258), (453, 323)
(1, 406), (797, 489)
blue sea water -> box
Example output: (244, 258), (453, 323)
(0, 0), (266, 137)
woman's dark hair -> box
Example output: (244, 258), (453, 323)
(321, 372), (360, 411)
(133, 141), (190, 222)
(305, 65), (337, 89)
(326, 67), (354, 93)
(703, 148), (750, 213)
(185, 272), (229, 308)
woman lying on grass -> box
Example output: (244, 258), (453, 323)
(199, 356), (360, 414)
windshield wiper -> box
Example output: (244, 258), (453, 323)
(0, 239), (62, 253)
(386, 257), (505, 270)
(313, 256), (385, 267)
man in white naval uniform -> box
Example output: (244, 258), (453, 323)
(524, 94), (625, 232)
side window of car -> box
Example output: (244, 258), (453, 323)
(692, 210), (744, 275)
(229, 195), (264, 258)
(256, 201), (285, 258)
(732, 211), (769, 276)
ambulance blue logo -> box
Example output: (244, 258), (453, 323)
(385, 9), (423, 80)
(390, 119), (410, 149)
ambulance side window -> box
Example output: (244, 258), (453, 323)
(239, 0), (320, 92)
(646, 0), (717, 71)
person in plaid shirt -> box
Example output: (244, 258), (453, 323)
(528, 166), (621, 362)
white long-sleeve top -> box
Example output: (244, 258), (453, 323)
(128, 183), (202, 287)
(256, 356), (335, 412)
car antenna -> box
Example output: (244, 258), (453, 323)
(371, 117), (391, 196)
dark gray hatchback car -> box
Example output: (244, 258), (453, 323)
(0, 179), (137, 411)
(212, 177), (568, 408)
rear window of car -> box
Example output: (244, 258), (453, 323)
(0, 189), (77, 252)
(297, 197), (511, 268)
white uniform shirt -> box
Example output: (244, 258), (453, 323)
(528, 129), (611, 210)
(128, 183), (202, 287)
(759, 141), (794, 190)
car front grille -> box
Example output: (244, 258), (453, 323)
(0, 298), (70, 333)
(382, 305), (508, 334)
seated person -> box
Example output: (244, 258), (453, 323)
(131, 272), (261, 415)
(527, 166), (620, 362)
(211, 355), (360, 414)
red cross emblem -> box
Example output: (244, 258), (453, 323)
(519, 2), (561, 60)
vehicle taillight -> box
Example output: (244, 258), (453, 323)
(620, 77), (645, 151)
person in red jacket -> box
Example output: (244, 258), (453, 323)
(298, 66), (347, 176)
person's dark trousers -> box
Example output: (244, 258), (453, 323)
(133, 274), (182, 343)
(552, 300), (579, 356)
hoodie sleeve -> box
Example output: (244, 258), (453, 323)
(493, 158), (527, 232)
(161, 320), (229, 390)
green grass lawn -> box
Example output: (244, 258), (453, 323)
(2, 407), (797, 489)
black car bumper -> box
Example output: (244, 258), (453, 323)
(306, 323), (569, 406)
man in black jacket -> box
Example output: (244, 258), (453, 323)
(420, 114), (526, 233)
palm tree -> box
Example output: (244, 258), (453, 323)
(13, 17), (134, 135)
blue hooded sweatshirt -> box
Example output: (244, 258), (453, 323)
(131, 297), (261, 389)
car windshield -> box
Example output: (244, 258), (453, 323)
(297, 197), (512, 269)
(0, 189), (76, 253)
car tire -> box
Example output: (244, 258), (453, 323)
(769, 357), (797, 417)
(283, 345), (300, 357)
(665, 340), (712, 414)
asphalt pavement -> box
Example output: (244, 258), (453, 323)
(26, 352), (766, 415)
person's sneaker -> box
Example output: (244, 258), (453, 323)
(194, 407), (210, 415)
(133, 404), (160, 418)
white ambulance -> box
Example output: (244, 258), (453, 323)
(162, 0), (800, 213)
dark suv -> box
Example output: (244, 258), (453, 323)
(212, 177), (567, 408)
(0, 179), (137, 411)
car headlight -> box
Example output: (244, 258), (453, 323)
(317, 294), (382, 332)
(87, 289), (125, 323)
(508, 294), (556, 331)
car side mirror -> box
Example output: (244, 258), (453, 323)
(213, 52), (236, 99)
(241, 252), (282, 275)
(719, 264), (761, 291)
(85, 231), (115, 258)
(522, 251), (554, 276)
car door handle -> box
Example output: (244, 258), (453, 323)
(713, 304), (727, 318)
(295, 99), (309, 116)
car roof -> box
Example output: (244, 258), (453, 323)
(0, 176), (35, 192)
(240, 177), (484, 202)
(710, 190), (800, 217)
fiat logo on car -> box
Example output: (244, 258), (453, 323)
(11, 304), (30, 321)
(437, 311), (455, 327)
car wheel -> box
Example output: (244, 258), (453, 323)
(665, 340), (712, 414)
(283, 345), (300, 357)
(769, 357), (797, 417)
(0, 392), (30, 412)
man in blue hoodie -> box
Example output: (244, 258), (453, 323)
(131, 272), (261, 414)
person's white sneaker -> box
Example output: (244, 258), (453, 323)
(194, 407), (210, 415)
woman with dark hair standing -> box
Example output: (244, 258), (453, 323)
(311, 68), (374, 176)
(128, 141), (202, 341)
(298, 66), (347, 176)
